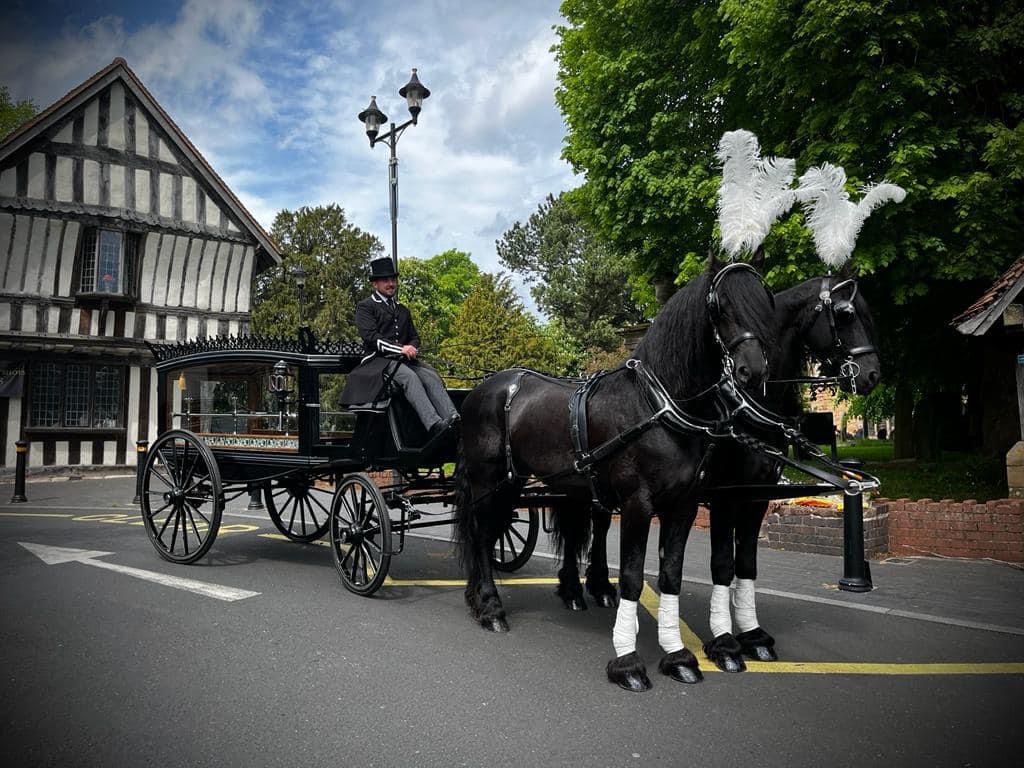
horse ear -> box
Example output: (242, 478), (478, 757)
(708, 245), (721, 273)
(751, 245), (766, 271)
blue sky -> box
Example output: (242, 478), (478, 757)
(0, 0), (578, 309)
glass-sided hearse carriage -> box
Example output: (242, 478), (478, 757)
(143, 333), (541, 595)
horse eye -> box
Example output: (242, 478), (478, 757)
(836, 303), (855, 316)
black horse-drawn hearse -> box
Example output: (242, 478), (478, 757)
(142, 331), (545, 595)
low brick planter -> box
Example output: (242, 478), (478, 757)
(880, 497), (1024, 562)
(764, 502), (889, 557)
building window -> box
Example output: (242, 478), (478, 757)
(28, 361), (124, 429)
(79, 228), (139, 296)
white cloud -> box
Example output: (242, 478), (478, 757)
(0, 0), (577, 311)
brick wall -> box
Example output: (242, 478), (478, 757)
(880, 497), (1024, 562)
(692, 496), (1023, 563)
(764, 503), (889, 557)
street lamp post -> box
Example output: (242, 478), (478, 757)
(358, 69), (431, 272)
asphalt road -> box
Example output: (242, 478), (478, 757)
(2, 476), (1022, 767)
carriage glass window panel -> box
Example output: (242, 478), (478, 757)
(78, 228), (139, 296)
(167, 363), (298, 447)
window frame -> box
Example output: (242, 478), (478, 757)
(75, 226), (141, 301)
(26, 360), (127, 433)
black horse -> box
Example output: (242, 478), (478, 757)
(454, 261), (778, 691)
(559, 274), (881, 670)
(700, 275), (881, 672)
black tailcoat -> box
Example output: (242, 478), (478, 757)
(340, 292), (422, 405)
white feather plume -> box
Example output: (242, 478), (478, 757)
(796, 163), (906, 268)
(716, 129), (797, 258)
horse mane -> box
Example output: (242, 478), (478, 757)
(632, 265), (776, 398)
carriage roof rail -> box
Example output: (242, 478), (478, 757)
(145, 334), (366, 364)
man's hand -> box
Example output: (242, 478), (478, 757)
(401, 345), (418, 359)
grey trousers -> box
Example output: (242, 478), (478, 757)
(390, 361), (456, 430)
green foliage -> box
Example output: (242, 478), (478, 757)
(439, 273), (570, 385)
(496, 190), (649, 354)
(555, 0), (1024, 453)
(844, 382), (897, 423)
(397, 249), (479, 352)
(0, 86), (36, 140)
(251, 204), (383, 341)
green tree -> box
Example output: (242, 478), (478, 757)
(251, 204), (382, 340)
(556, 0), (1024, 457)
(0, 86), (36, 140)
(496, 190), (651, 354)
(439, 273), (570, 385)
(398, 249), (480, 353)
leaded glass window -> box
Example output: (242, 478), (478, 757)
(27, 361), (125, 429)
(78, 228), (140, 296)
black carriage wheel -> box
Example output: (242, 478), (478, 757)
(140, 429), (223, 564)
(263, 473), (333, 542)
(329, 473), (392, 596)
(491, 507), (539, 572)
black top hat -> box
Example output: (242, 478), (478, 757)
(369, 257), (398, 280)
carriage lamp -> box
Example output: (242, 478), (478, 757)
(290, 263), (308, 327)
(356, 69), (430, 272)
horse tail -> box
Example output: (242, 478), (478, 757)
(550, 503), (593, 566)
(452, 432), (475, 571)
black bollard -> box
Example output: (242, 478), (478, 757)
(839, 490), (873, 592)
(132, 440), (148, 504)
(247, 484), (265, 511)
(11, 440), (28, 503)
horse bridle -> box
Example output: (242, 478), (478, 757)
(814, 276), (876, 383)
(706, 261), (774, 375)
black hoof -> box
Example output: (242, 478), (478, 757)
(564, 597), (588, 611)
(479, 616), (509, 633)
(587, 584), (619, 608)
(736, 627), (777, 661)
(658, 648), (704, 684)
(703, 633), (746, 673)
(606, 651), (652, 692)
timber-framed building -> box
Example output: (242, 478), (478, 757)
(0, 58), (280, 469)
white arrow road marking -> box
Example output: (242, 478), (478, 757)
(18, 542), (260, 602)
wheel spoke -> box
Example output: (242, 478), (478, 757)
(157, 447), (178, 486)
(507, 525), (527, 547)
(185, 503), (204, 541)
(360, 542), (377, 580)
(184, 500), (211, 528)
(309, 492), (331, 517)
(157, 503), (176, 538)
(147, 500), (172, 520)
(304, 498), (321, 531)
(299, 497), (309, 535)
(169, 504), (182, 552)
(149, 466), (175, 490)
(502, 531), (519, 560)
(182, 472), (211, 497)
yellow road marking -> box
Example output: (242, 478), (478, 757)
(0, 512), (73, 518)
(637, 582), (1023, 676)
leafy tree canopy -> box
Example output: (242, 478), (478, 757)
(397, 249), (479, 352)
(556, 0), (1024, 409)
(0, 86), (36, 140)
(439, 273), (570, 385)
(496, 190), (651, 354)
(251, 204), (382, 340)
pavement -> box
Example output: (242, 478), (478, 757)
(2, 472), (1023, 767)
(8, 469), (1024, 639)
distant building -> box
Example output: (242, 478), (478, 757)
(0, 58), (280, 469)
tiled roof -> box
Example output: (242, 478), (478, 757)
(952, 254), (1024, 336)
(0, 58), (280, 266)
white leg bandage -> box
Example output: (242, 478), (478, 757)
(710, 584), (732, 638)
(657, 593), (684, 653)
(612, 598), (639, 657)
(732, 578), (759, 633)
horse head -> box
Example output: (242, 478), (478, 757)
(706, 261), (777, 390)
(800, 276), (881, 395)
